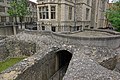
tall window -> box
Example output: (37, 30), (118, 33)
(85, 25), (89, 29)
(0, 0), (4, 2)
(0, 6), (5, 12)
(51, 26), (56, 32)
(68, 6), (72, 20)
(39, 6), (49, 19)
(7, 0), (11, 4)
(86, 8), (89, 20)
(1, 16), (6, 22)
(9, 17), (13, 22)
(87, 0), (90, 5)
(51, 6), (56, 19)
(42, 26), (45, 30)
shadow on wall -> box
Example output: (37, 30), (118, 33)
(50, 50), (73, 80)
(15, 50), (73, 80)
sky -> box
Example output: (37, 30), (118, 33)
(29, 0), (114, 3)
(109, 0), (113, 2)
(29, 0), (37, 3)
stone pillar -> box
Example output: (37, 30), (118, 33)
(12, 22), (17, 35)
(37, 22), (40, 30)
(48, 5), (51, 20)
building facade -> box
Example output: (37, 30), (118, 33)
(91, 0), (109, 29)
(23, 1), (37, 30)
(37, 0), (75, 32)
(0, 0), (37, 35)
(0, 0), (14, 35)
(37, 0), (108, 32)
(75, 0), (92, 30)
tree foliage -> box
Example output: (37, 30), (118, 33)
(107, 0), (120, 31)
(7, 0), (18, 23)
(17, 0), (28, 22)
(8, 0), (29, 24)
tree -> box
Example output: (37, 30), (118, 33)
(107, 0), (120, 31)
(17, 0), (29, 28)
(7, 0), (18, 35)
(8, 0), (18, 23)
(8, 0), (29, 28)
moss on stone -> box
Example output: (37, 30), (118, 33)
(0, 57), (24, 72)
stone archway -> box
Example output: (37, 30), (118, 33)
(49, 50), (73, 80)
(56, 50), (72, 71)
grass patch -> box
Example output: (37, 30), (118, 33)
(0, 57), (25, 72)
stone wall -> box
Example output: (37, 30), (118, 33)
(0, 26), (14, 36)
(15, 51), (57, 80)
(0, 38), (36, 61)
(52, 30), (120, 48)
(0, 30), (120, 80)
(20, 29), (120, 49)
(0, 36), (6, 40)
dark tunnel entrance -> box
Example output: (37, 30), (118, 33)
(15, 50), (73, 80)
(57, 50), (72, 69)
(50, 50), (72, 80)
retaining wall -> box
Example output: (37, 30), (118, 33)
(0, 29), (120, 80)
(52, 32), (120, 48)
(0, 36), (6, 40)
(22, 29), (120, 49)
(0, 38), (36, 61)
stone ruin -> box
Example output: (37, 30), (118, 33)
(0, 29), (120, 80)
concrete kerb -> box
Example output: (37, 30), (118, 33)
(85, 29), (120, 35)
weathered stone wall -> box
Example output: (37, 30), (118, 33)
(52, 29), (120, 48)
(0, 36), (6, 40)
(19, 29), (120, 49)
(15, 51), (57, 80)
(0, 30), (120, 80)
(0, 27), (14, 36)
(0, 38), (36, 61)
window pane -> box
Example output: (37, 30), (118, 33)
(9, 17), (13, 22)
(39, 6), (49, 19)
(1, 16), (6, 22)
(51, 12), (55, 19)
(51, 26), (56, 32)
(46, 7), (48, 11)
(0, 0), (4, 2)
(40, 13), (42, 19)
(42, 7), (45, 11)
(51, 6), (55, 11)
(43, 12), (45, 19)
(42, 26), (45, 30)
(51, 6), (56, 19)
(0, 6), (5, 12)
(46, 12), (49, 19)
(86, 8), (89, 20)
(69, 6), (72, 20)
(39, 7), (41, 11)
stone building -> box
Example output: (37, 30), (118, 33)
(23, 1), (37, 30)
(0, 0), (37, 35)
(91, 0), (109, 29)
(0, 0), (14, 35)
(37, 0), (75, 32)
(25, 1), (37, 23)
(37, 0), (108, 32)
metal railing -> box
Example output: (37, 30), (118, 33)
(49, 64), (68, 80)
